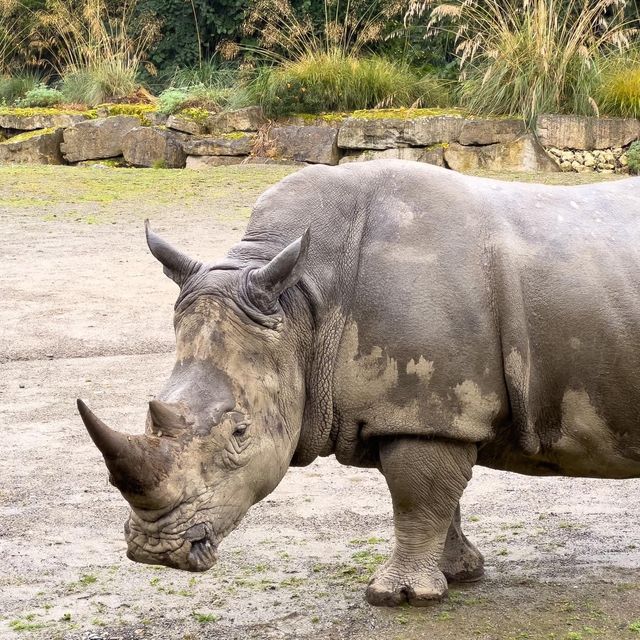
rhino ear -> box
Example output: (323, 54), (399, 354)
(246, 228), (310, 314)
(145, 220), (202, 286)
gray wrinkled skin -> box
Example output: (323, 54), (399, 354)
(80, 160), (640, 606)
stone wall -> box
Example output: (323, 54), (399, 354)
(0, 107), (638, 174)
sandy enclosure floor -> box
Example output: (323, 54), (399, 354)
(1, 165), (639, 640)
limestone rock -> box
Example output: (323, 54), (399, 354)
(166, 114), (207, 135)
(267, 125), (339, 164)
(0, 111), (88, 131)
(61, 116), (140, 162)
(536, 114), (640, 150)
(183, 133), (255, 156)
(186, 155), (246, 169)
(207, 107), (266, 133)
(337, 115), (464, 150)
(0, 128), (64, 164)
(445, 134), (559, 173)
(122, 127), (187, 168)
(458, 119), (525, 145)
(339, 146), (444, 166)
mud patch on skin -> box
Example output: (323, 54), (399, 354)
(406, 355), (434, 382)
(552, 389), (640, 477)
(452, 380), (501, 441)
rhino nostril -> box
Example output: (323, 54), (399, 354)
(184, 522), (208, 542)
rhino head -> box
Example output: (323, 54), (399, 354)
(78, 222), (310, 571)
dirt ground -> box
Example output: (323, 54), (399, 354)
(1, 164), (639, 640)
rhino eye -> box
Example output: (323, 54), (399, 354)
(233, 423), (249, 438)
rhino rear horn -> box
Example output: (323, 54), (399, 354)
(145, 220), (202, 286)
(246, 228), (310, 314)
(77, 399), (174, 495)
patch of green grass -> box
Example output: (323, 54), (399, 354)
(9, 613), (45, 632)
(192, 611), (219, 623)
(0, 165), (298, 219)
(79, 573), (97, 586)
(629, 620), (640, 634)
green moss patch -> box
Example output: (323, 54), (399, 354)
(350, 107), (468, 120)
(177, 107), (210, 125)
(0, 106), (90, 118)
(221, 131), (252, 140)
(1, 127), (57, 144)
(98, 103), (156, 125)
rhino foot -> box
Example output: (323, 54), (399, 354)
(439, 505), (485, 583)
(365, 559), (447, 607)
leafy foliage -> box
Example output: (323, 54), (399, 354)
(0, 71), (41, 104)
(16, 82), (63, 106)
(627, 141), (640, 175)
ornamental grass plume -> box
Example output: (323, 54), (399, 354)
(406, 0), (634, 126)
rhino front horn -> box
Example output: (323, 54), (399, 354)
(77, 399), (173, 495)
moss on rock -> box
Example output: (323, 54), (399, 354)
(350, 107), (467, 120)
(177, 108), (210, 125)
(0, 106), (92, 118)
(1, 127), (58, 144)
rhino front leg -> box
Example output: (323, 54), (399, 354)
(367, 438), (476, 607)
(439, 503), (484, 583)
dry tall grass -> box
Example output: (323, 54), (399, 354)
(37, 0), (159, 103)
(406, 0), (634, 124)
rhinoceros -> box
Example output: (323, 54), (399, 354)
(78, 160), (640, 607)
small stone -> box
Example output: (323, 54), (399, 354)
(571, 160), (582, 171)
(619, 154), (628, 166)
(561, 151), (574, 162)
(18, 383), (25, 388)
(583, 152), (595, 167)
(560, 160), (572, 170)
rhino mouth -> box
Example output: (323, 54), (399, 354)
(124, 519), (218, 572)
(185, 522), (218, 571)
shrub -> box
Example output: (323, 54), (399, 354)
(597, 59), (640, 118)
(627, 141), (640, 175)
(60, 61), (139, 105)
(17, 84), (64, 107)
(406, 0), (633, 126)
(37, 0), (159, 105)
(251, 53), (450, 116)
(239, 0), (451, 116)
(0, 72), (41, 105)
(156, 84), (231, 114)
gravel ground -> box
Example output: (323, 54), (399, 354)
(1, 164), (639, 640)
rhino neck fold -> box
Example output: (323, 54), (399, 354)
(226, 166), (371, 466)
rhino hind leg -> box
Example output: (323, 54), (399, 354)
(366, 438), (477, 607)
(439, 503), (484, 583)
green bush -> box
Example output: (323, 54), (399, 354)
(0, 73), (42, 105)
(250, 53), (451, 116)
(156, 84), (226, 114)
(627, 141), (640, 175)
(597, 62), (640, 118)
(17, 84), (65, 107)
(60, 61), (138, 106)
